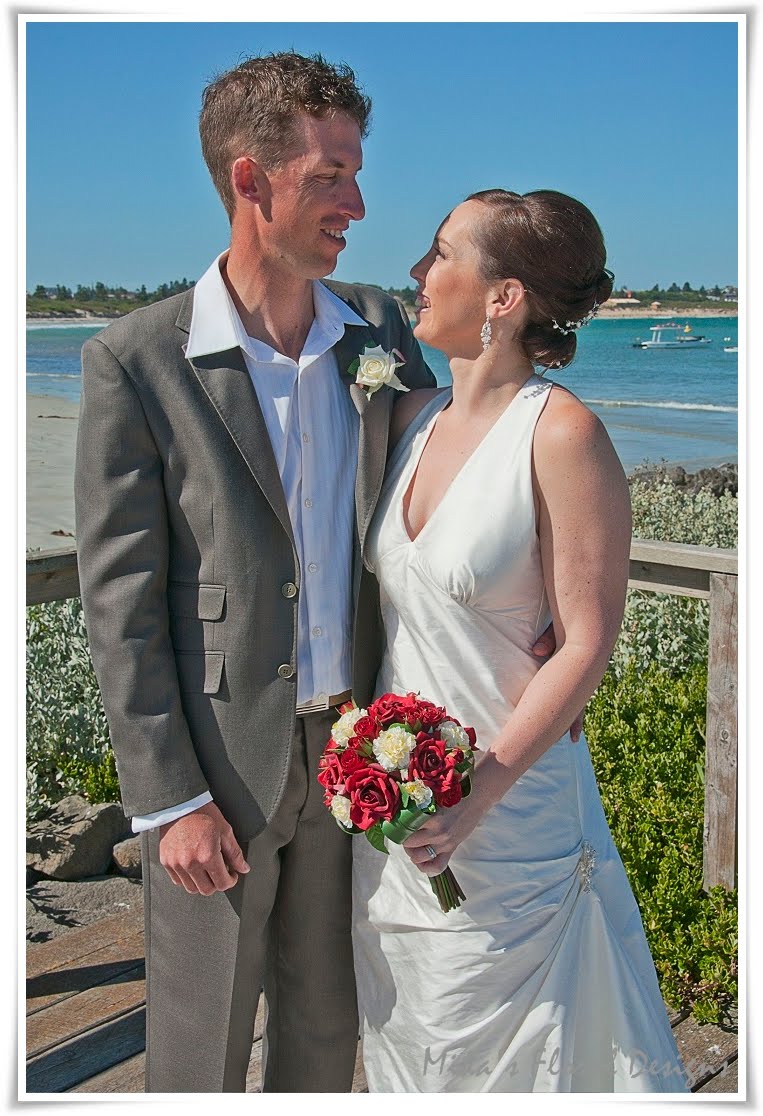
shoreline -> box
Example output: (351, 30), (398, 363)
(26, 391), (737, 555)
(26, 307), (738, 324)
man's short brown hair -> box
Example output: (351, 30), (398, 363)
(199, 51), (372, 221)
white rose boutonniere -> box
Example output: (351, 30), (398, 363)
(349, 344), (410, 399)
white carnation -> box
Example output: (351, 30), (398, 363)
(330, 794), (352, 828)
(402, 779), (433, 809)
(331, 706), (367, 746)
(372, 725), (416, 771)
(439, 721), (470, 750)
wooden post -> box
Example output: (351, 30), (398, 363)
(703, 572), (738, 890)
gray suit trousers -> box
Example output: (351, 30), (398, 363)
(141, 708), (357, 1092)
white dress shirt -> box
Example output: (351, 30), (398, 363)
(132, 251), (367, 833)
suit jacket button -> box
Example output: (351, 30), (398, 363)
(281, 582), (298, 599)
(277, 663), (295, 679)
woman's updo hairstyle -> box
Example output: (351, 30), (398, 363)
(465, 189), (614, 370)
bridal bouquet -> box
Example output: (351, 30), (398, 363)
(318, 692), (477, 912)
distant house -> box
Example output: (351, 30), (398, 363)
(43, 287), (58, 299)
(602, 297), (641, 307)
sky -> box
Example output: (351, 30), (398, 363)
(23, 18), (740, 294)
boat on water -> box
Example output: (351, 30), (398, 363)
(723, 346), (738, 353)
(632, 323), (713, 349)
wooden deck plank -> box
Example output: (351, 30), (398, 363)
(673, 1012), (738, 1091)
(27, 931), (144, 1014)
(696, 1057), (739, 1093)
(27, 1006), (146, 1093)
(71, 1052), (145, 1093)
(27, 965), (145, 1058)
(27, 907), (143, 981)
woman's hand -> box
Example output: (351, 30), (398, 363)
(402, 793), (488, 876)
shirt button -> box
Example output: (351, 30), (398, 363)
(304, 498), (313, 509)
(308, 562), (318, 573)
(312, 627), (322, 637)
(277, 663), (295, 679)
(302, 433), (310, 443)
(281, 581), (298, 599)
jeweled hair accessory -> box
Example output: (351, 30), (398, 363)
(551, 302), (600, 336)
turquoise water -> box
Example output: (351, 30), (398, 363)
(421, 316), (738, 473)
(26, 315), (738, 474)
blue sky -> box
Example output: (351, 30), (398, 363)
(24, 19), (739, 293)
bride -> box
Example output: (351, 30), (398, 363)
(351, 188), (689, 1092)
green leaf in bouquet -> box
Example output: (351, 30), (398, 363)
(365, 824), (389, 854)
(347, 357), (360, 377)
(400, 786), (411, 807)
(461, 775), (472, 798)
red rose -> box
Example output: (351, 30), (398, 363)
(350, 714), (381, 742)
(419, 704), (447, 728)
(369, 692), (420, 728)
(408, 736), (462, 798)
(433, 767), (463, 808)
(317, 752), (345, 805)
(345, 764), (401, 831)
(339, 747), (366, 776)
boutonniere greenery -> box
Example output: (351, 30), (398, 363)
(348, 344), (410, 400)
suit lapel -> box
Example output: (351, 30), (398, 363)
(332, 322), (395, 552)
(176, 308), (293, 551)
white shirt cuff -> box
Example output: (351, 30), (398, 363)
(131, 791), (213, 833)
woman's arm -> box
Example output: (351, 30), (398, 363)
(405, 388), (632, 872)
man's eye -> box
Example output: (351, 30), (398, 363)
(318, 174), (337, 182)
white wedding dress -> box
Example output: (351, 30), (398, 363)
(351, 376), (689, 1092)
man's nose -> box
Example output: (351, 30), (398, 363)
(340, 179), (365, 222)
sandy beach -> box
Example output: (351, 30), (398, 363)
(27, 394), (79, 553)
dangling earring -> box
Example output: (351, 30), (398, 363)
(480, 316), (492, 351)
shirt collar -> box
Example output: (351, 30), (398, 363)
(185, 250), (367, 363)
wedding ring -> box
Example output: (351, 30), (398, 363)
(424, 844), (437, 861)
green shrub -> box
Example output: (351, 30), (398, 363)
(26, 598), (118, 819)
(586, 662), (737, 1022)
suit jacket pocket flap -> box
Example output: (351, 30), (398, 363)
(175, 650), (225, 694)
(168, 581), (226, 620)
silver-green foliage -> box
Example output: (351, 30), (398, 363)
(612, 479), (738, 677)
(26, 598), (116, 819)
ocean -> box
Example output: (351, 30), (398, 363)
(26, 315), (738, 475)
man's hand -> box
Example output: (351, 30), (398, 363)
(158, 802), (250, 895)
(531, 621), (585, 743)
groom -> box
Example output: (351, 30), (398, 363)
(75, 51), (436, 1093)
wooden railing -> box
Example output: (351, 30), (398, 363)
(26, 541), (738, 891)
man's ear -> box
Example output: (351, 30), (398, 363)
(231, 156), (271, 216)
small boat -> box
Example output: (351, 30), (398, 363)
(632, 323), (713, 349)
(724, 345), (738, 353)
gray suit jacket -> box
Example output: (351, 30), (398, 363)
(75, 281), (434, 840)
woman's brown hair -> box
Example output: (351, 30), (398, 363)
(466, 189), (614, 369)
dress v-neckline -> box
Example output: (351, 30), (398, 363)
(400, 374), (540, 546)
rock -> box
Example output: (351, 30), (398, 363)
(629, 462), (737, 498)
(27, 795), (130, 881)
(113, 836), (142, 879)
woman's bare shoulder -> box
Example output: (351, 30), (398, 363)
(534, 382), (608, 457)
(389, 387), (448, 452)
(533, 381), (627, 495)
